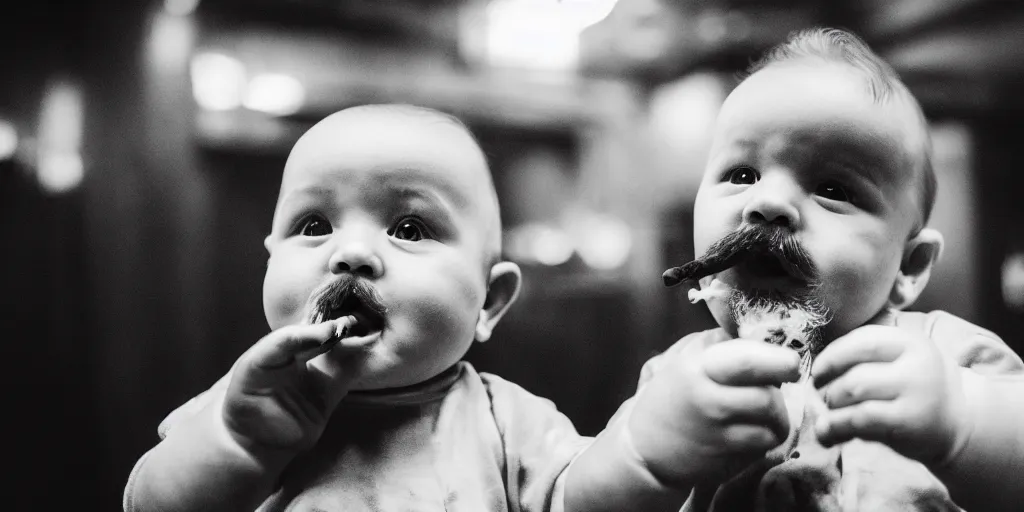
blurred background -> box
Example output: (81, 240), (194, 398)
(1, 0), (1023, 507)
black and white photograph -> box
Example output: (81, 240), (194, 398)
(2, 0), (1023, 510)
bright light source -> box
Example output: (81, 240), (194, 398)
(482, 0), (618, 71)
(648, 72), (727, 194)
(1003, 253), (1024, 310)
(38, 152), (84, 193)
(575, 212), (632, 270)
(532, 226), (574, 266)
(485, 0), (577, 70)
(649, 72), (725, 147)
(37, 80), (85, 194)
(149, 9), (195, 71)
(243, 73), (306, 116)
(0, 120), (17, 161)
(164, 0), (200, 16)
(559, 0), (619, 29)
(190, 52), (246, 111)
(508, 223), (574, 266)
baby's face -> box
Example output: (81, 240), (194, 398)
(693, 61), (925, 342)
(263, 109), (498, 389)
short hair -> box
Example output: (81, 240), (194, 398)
(745, 28), (936, 229)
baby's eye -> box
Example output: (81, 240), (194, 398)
(299, 216), (332, 237)
(388, 217), (432, 242)
(724, 166), (759, 185)
(816, 181), (853, 203)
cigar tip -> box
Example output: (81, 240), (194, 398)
(662, 268), (683, 287)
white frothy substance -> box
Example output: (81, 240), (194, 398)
(738, 305), (826, 454)
(687, 278), (732, 305)
(690, 281), (828, 452)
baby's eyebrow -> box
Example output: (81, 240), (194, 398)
(277, 186), (334, 211)
(766, 131), (900, 185)
(812, 138), (897, 185)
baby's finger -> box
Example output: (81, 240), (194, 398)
(722, 423), (788, 454)
(713, 386), (791, 441)
(332, 325), (380, 352)
(297, 316), (360, 361)
(812, 326), (905, 387)
(307, 330), (372, 380)
(247, 322), (338, 370)
(704, 340), (801, 386)
(815, 400), (898, 447)
(820, 362), (900, 409)
(306, 343), (372, 410)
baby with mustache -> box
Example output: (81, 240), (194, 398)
(570, 28), (1024, 512)
(123, 104), (744, 512)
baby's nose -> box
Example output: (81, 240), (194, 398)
(742, 176), (802, 229)
(329, 241), (383, 278)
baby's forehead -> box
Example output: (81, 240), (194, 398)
(285, 110), (482, 177)
(280, 164), (474, 212)
(300, 108), (471, 149)
(719, 68), (923, 170)
(278, 110), (496, 214)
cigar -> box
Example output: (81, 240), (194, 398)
(663, 251), (749, 287)
(318, 322), (350, 355)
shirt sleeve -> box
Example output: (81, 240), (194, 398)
(897, 310), (1024, 375)
(480, 372), (594, 512)
(592, 334), (698, 445)
(123, 372), (232, 510)
(157, 381), (225, 439)
(891, 310), (1024, 511)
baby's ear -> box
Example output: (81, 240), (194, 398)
(475, 261), (522, 343)
(889, 228), (944, 310)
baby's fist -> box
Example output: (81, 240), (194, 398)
(224, 318), (370, 455)
(628, 336), (800, 486)
(812, 325), (969, 465)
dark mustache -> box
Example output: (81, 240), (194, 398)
(307, 275), (387, 324)
(662, 224), (818, 287)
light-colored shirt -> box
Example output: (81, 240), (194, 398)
(625, 309), (1024, 511)
(124, 362), (592, 512)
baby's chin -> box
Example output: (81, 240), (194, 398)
(348, 333), (475, 391)
(347, 354), (459, 391)
(708, 301), (742, 337)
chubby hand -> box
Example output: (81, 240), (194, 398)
(812, 325), (969, 465)
(223, 317), (373, 457)
(628, 337), (801, 486)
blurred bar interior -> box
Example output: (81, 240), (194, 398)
(1, 0), (1022, 507)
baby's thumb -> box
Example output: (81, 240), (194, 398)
(248, 322), (336, 371)
(306, 346), (371, 413)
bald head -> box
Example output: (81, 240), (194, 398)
(275, 104), (503, 267)
(745, 28), (935, 230)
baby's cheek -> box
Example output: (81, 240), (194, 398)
(822, 251), (896, 324)
(411, 267), (483, 335)
(263, 269), (309, 329)
(420, 283), (480, 334)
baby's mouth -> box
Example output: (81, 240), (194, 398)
(325, 294), (386, 338)
(308, 280), (388, 340)
(732, 252), (811, 290)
